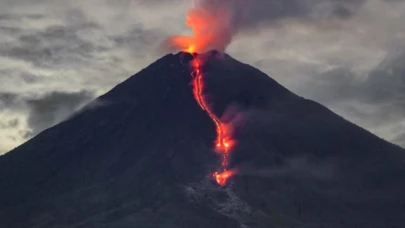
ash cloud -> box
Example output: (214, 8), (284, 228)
(165, 0), (237, 52)
(165, 0), (369, 52)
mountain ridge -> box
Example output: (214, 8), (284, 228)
(0, 51), (404, 228)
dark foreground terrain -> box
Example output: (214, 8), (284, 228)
(1, 51), (404, 228)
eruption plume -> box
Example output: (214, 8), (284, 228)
(167, 0), (241, 53)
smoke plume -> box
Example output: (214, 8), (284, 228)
(164, 0), (365, 53)
(165, 0), (241, 52)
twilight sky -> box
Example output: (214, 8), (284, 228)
(1, 0), (405, 154)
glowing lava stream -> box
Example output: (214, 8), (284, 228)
(189, 53), (236, 186)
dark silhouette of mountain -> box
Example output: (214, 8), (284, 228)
(1, 51), (404, 228)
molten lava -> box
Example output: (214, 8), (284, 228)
(190, 54), (236, 186)
(212, 170), (236, 186)
(167, 0), (239, 186)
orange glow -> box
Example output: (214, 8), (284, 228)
(189, 53), (236, 186)
(212, 169), (236, 186)
(186, 45), (196, 53)
(167, 0), (234, 53)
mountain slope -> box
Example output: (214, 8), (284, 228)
(0, 51), (404, 228)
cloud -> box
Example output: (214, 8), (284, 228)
(0, 118), (19, 129)
(0, 93), (29, 154)
(300, 50), (405, 110)
(0, 92), (20, 109)
(237, 0), (366, 27)
(295, 50), (405, 147)
(147, 0), (367, 24)
(0, 0), (171, 154)
(393, 132), (405, 147)
(0, 91), (94, 154)
(0, 0), (404, 154)
(25, 90), (94, 135)
(0, 17), (102, 69)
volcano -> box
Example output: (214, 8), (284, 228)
(1, 51), (404, 228)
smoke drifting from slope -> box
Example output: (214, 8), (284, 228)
(238, 157), (338, 180)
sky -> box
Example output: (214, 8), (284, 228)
(0, 0), (405, 154)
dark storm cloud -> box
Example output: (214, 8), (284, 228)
(0, 5), (164, 72)
(112, 27), (163, 47)
(304, 51), (405, 107)
(0, 13), (45, 21)
(238, 0), (365, 26)
(0, 90), (94, 137)
(145, 0), (367, 28)
(111, 26), (168, 57)
(0, 92), (20, 109)
(0, 3), (168, 152)
(0, 24), (102, 68)
(0, 26), (22, 34)
(302, 68), (358, 104)
(296, 50), (405, 147)
(365, 53), (405, 104)
(384, 0), (404, 2)
(26, 90), (94, 135)
(0, 7), (109, 69)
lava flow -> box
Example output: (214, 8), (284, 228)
(190, 54), (236, 186)
(166, 0), (238, 186)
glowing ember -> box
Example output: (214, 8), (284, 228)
(212, 169), (236, 186)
